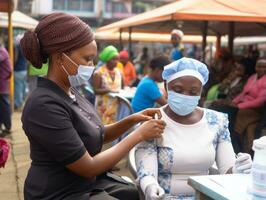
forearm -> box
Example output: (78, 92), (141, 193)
(87, 130), (142, 177)
(67, 118), (165, 179)
(238, 98), (266, 109)
(104, 115), (137, 143)
(94, 88), (110, 95)
(216, 141), (236, 174)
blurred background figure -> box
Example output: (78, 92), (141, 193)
(119, 50), (136, 87)
(205, 57), (250, 107)
(205, 44), (216, 67)
(204, 48), (234, 97)
(14, 34), (28, 110)
(0, 37), (12, 136)
(93, 45), (123, 124)
(209, 58), (266, 154)
(170, 29), (184, 61)
(131, 55), (170, 112)
(134, 46), (150, 76)
(187, 44), (199, 59)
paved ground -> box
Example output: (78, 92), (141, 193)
(0, 112), (132, 200)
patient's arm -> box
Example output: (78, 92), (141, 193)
(135, 139), (159, 193)
(215, 114), (236, 174)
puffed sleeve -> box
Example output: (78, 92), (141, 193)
(135, 139), (159, 193)
(24, 99), (86, 165)
(215, 113), (236, 174)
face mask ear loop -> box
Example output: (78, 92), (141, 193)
(63, 53), (78, 68)
(61, 63), (70, 76)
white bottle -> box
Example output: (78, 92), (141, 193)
(250, 136), (266, 199)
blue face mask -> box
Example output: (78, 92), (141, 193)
(167, 90), (200, 116)
(61, 54), (94, 87)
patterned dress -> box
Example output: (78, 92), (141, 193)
(135, 106), (236, 199)
(95, 66), (122, 124)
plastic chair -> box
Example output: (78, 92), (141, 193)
(128, 146), (137, 179)
(128, 146), (145, 199)
(116, 94), (134, 121)
(112, 94), (134, 145)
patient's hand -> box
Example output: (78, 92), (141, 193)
(232, 153), (252, 174)
(145, 184), (165, 200)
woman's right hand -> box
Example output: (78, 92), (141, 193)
(135, 119), (166, 141)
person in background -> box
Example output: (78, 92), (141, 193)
(206, 57), (249, 107)
(170, 29), (184, 61)
(208, 48), (234, 87)
(134, 47), (150, 76)
(135, 57), (252, 200)
(0, 37), (12, 136)
(232, 58), (266, 154)
(14, 34), (28, 110)
(119, 50), (136, 87)
(232, 58), (266, 110)
(210, 58), (266, 153)
(96, 45), (124, 75)
(217, 58), (251, 101)
(92, 45), (123, 124)
(20, 12), (166, 200)
(131, 55), (170, 113)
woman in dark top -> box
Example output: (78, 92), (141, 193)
(20, 12), (165, 200)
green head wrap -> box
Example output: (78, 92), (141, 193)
(99, 45), (119, 62)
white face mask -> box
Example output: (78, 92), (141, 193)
(61, 53), (94, 87)
(167, 90), (200, 116)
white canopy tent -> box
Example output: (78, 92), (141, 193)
(0, 10), (38, 29)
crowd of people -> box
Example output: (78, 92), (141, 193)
(0, 11), (265, 200)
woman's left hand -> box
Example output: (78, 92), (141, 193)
(232, 153), (252, 174)
(131, 108), (162, 123)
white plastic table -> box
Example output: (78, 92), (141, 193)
(188, 174), (256, 200)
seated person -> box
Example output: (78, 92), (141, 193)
(92, 46), (123, 124)
(20, 12), (166, 200)
(119, 50), (137, 87)
(232, 58), (266, 110)
(232, 58), (266, 153)
(205, 48), (234, 92)
(131, 55), (170, 112)
(211, 58), (266, 153)
(205, 57), (249, 107)
(135, 57), (252, 200)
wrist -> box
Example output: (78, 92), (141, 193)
(131, 129), (143, 143)
(141, 176), (159, 194)
(129, 113), (139, 123)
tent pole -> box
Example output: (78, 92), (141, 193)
(119, 28), (123, 51)
(202, 21), (208, 62)
(128, 27), (132, 59)
(228, 22), (235, 54)
(8, 0), (14, 112)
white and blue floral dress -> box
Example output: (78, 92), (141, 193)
(135, 106), (236, 200)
